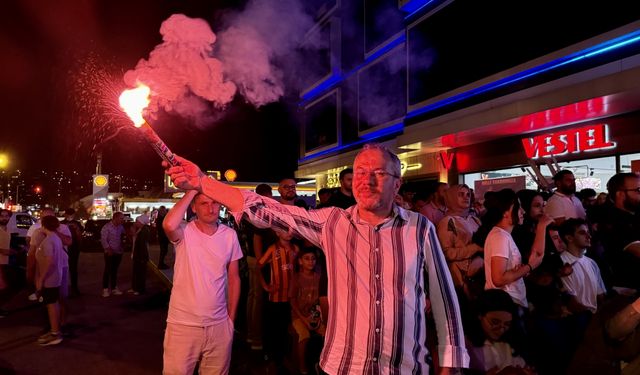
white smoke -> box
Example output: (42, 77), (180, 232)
(124, 1), (315, 125)
(124, 14), (236, 122)
(216, 0), (314, 106)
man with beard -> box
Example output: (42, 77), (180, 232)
(599, 173), (640, 291)
(278, 178), (298, 206)
(163, 143), (468, 374)
(545, 170), (587, 222)
(327, 168), (356, 209)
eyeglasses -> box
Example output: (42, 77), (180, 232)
(622, 187), (640, 193)
(354, 169), (400, 180)
(485, 317), (512, 330)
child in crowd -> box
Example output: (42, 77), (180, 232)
(34, 215), (69, 346)
(466, 289), (535, 375)
(258, 228), (299, 370)
(290, 247), (325, 375)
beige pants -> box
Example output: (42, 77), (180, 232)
(163, 319), (234, 375)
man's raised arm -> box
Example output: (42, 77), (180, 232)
(163, 190), (197, 242)
(164, 156), (244, 212)
(165, 155), (331, 248)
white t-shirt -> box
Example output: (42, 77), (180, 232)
(545, 192), (586, 220)
(560, 251), (606, 313)
(484, 226), (528, 308)
(27, 222), (72, 254)
(35, 233), (69, 288)
(167, 221), (243, 327)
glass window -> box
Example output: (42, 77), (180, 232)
(556, 156), (616, 192)
(620, 153), (640, 173)
(463, 156), (617, 194)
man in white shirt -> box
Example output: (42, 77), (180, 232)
(545, 170), (587, 222)
(559, 218), (606, 314)
(558, 218), (606, 364)
(162, 190), (242, 375)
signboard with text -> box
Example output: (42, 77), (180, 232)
(474, 175), (526, 201)
(522, 123), (616, 159)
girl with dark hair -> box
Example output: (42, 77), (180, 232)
(481, 189), (550, 310)
(466, 289), (535, 374)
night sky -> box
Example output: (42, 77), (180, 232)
(0, 0), (300, 183)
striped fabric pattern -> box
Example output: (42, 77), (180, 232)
(258, 244), (295, 302)
(237, 191), (469, 374)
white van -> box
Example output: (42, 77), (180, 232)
(7, 212), (37, 238)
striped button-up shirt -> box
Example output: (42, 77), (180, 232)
(237, 191), (469, 374)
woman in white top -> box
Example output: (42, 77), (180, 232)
(480, 189), (549, 309)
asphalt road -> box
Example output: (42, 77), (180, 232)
(0, 245), (280, 375)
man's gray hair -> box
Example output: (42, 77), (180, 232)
(360, 143), (402, 177)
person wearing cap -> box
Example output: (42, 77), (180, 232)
(545, 170), (586, 223)
(60, 208), (83, 296)
(129, 213), (150, 295)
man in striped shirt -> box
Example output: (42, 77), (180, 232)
(164, 143), (469, 374)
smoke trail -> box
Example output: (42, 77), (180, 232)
(215, 0), (314, 106)
(124, 1), (315, 125)
(124, 14), (237, 123)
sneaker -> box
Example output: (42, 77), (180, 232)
(38, 332), (63, 346)
(28, 293), (38, 301)
(127, 289), (135, 294)
(111, 288), (123, 296)
(102, 289), (110, 297)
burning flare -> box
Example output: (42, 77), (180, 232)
(119, 84), (151, 127)
(118, 83), (179, 166)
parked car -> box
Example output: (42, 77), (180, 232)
(81, 219), (134, 252)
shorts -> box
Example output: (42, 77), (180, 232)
(40, 287), (60, 304)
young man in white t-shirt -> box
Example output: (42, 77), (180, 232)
(162, 190), (242, 375)
(558, 218), (606, 314)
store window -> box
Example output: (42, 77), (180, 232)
(620, 153), (640, 174)
(463, 156), (617, 194)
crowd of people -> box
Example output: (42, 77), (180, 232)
(3, 142), (640, 375)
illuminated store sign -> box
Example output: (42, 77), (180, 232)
(522, 123), (616, 159)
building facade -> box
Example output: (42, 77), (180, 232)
(296, 0), (640, 197)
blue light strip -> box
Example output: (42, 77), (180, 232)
(401, 0), (440, 20)
(406, 29), (640, 120)
(299, 122), (403, 163)
(300, 33), (406, 105)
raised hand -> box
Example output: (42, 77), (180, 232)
(163, 155), (205, 191)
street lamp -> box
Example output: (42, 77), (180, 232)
(0, 153), (7, 205)
(0, 154), (8, 169)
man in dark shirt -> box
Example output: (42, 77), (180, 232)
(599, 172), (640, 291)
(156, 206), (170, 269)
(326, 168), (355, 209)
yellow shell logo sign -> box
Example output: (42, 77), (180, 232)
(94, 175), (108, 186)
(224, 169), (237, 182)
